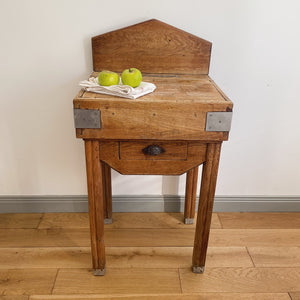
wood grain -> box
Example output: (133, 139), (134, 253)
(100, 141), (207, 175)
(0, 247), (252, 269)
(1, 212), (300, 298)
(218, 212), (300, 229)
(37, 212), (222, 229)
(105, 212), (221, 229)
(92, 19), (211, 74)
(290, 292), (300, 300)
(184, 166), (199, 221)
(85, 140), (106, 270)
(248, 247), (300, 267)
(209, 229), (300, 247)
(52, 268), (181, 295)
(193, 143), (221, 269)
(102, 163), (112, 220)
(0, 213), (43, 229)
(0, 269), (57, 296)
(38, 213), (89, 229)
(29, 293), (291, 300)
(180, 267), (300, 293)
(2, 228), (300, 248)
(74, 74), (232, 141)
(0, 296), (29, 300)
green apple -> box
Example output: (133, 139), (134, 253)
(98, 70), (119, 86)
(121, 68), (142, 88)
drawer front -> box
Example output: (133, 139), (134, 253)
(100, 141), (207, 175)
(120, 141), (188, 161)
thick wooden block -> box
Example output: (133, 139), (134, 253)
(74, 74), (232, 141)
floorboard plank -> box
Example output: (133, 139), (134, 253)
(29, 292), (291, 299)
(290, 292), (300, 300)
(0, 214), (43, 229)
(1, 229), (300, 247)
(0, 269), (57, 296)
(209, 229), (300, 247)
(218, 213), (300, 229)
(248, 247), (300, 267)
(0, 296), (29, 300)
(38, 213), (89, 229)
(38, 213), (221, 229)
(52, 268), (181, 295)
(0, 247), (252, 269)
(180, 267), (300, 293)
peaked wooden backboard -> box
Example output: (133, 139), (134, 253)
(92, 19), (212, 74)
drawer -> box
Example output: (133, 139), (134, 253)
(100, 141), (207, 175)
(119, 141), (188, 160)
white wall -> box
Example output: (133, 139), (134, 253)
(1, 0), (300, 196)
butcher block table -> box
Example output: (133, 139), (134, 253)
(73, 19), (233, 275)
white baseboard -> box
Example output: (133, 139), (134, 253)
(0, 195), (299, 213)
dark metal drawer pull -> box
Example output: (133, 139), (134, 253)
(142, 144), (166, 156)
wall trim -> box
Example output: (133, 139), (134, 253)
(0, 195), (299, 213)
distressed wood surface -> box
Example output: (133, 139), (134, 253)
(92, 19), (211, 74)
(74, 74), (232, 141)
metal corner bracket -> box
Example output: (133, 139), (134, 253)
(74, 108), (101, 129)
(205, 111), (232, 132)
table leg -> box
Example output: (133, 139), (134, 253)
(102, 163), (112, 224)
(192, 142), (222, 273)
(184, 166), (199, 224)
(85, 140), (106, 276)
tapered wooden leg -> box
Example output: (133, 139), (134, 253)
(85, 140), (106, 276)
(192, 143), (222, 273)
(102, 163), (112, 224)
(184, 166), (199, 224)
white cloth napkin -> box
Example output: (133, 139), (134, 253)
(79, 77), (156, 99)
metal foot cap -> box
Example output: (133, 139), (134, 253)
(104, 218), (113, 224)
(192, 266), (205, 274)
(184, 218), (194, 224)
(94, 268), (106, 276)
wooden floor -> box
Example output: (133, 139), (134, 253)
(1, 212), (300, 299)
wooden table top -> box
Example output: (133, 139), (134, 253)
(74, 73), (232, 141)
(75, 73), (232, 111)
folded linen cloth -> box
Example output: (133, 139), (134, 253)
(79, 77), (156, 99)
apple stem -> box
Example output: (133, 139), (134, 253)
(129, 68), (133, 72)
